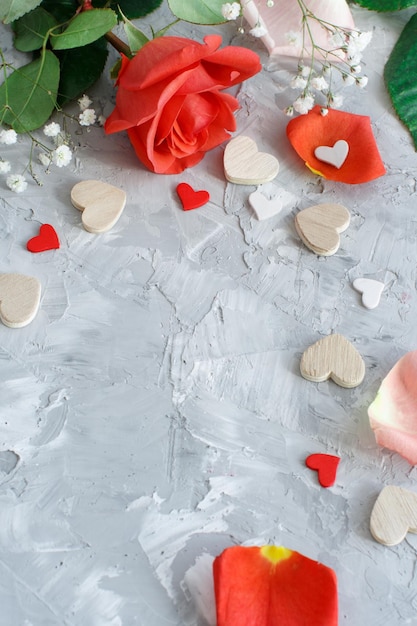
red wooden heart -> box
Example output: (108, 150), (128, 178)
(306, 453), (340, 488)
(176, 182), (209, 210)
(27, 224), (60, 253)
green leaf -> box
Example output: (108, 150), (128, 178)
(384, 12), (417, 149)
(56, 37), (108, 105)
(120, 9), (149, 53)
(13, 7), (57, 52)
(1, 0), (42, 24)
(352, 0), (417, 10)
(50, 8), (117, 50)
(167, 0), (226, 24)
(93, 0), (163, 20)
(0, 49), (59, 132)
(40, 0), (78, 23)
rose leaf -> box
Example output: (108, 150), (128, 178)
(13, 7), (57, 52)
(1, 0), (42, 24)
(384, 12), (417, 149)
(352, 0), (417, 9)
(0, 49), (59, 132)
(56, 37), (109, 105)
(50, 8), (117, 50)
(120, 9), (149, 53)
(167, 0), (227, 24)
(93, 0), (163, 20)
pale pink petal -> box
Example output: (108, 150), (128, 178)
(242, 0), (355, 58)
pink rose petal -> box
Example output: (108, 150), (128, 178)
(242, 0), (355, 57)
(368, 351), (417, 465)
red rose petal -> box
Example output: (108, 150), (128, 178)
(286, 105), (386, 184)
(213, 545), (338, 626)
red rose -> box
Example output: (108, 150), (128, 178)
(104, 34), (261, 174)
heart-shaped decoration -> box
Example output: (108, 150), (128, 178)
(27, 224), (60, 253)
(176, 183), (209, 210)
(224, 136), (279, 185)
(300, 333), (365, 388)
(71, 180), (126, 233)
(314, 140), (349, 169)
(305, 453), (340, 488)
(0, 273), (41, 328)
(295, 203), (350, 256)
(370, 485), (417, 546)
(353, 278), (384, 310)
(248, 190), (283, 221)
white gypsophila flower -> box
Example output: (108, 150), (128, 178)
(330, 93), (344, 108)
(0, 160), (11, 174)
(39, 152), (52, 167)
(328, 31), (346, 49)
(293, 94), (315, 114)
(351, 30), (373, 52)
(290, 75), (308, 89)
(6, 173), (27, 192)
(43, 122), (61, 138)
(78, 94), (92, 111)
(52, 144), (72, 168)
(320, 107), (329, 116)
(299, 64), (311, 78)
(221, 2), (240, 20)
(284, 105), (294, 116)
(322, 63), (331, 76)
(285, 30), (302, 47)
(311, 76), (328, 91)
(79, 108), (97, 126)
(97, 114), (106, 126)
(351, 64), (362, 74)
(249, 24), (268, 37)
(342, 73), (356, 86)
(356, 75), (369, 88)
(0, 129), (17, 145)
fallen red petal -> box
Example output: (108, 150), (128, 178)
(286, 105), (386, 184)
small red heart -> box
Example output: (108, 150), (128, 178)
(176, 182), (209, 210)
(305, 453), (340, 488)
(27, 224), (60, 253)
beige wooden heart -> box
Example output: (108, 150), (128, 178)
(224, 136), (279, 185)
(0, 273), (41, 328)
(295, 203), (350, 256)
(71, 180), (126, 233)
(370, 485), (417, 546)
(300, 333), (365, 388)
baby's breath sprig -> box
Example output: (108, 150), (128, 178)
(0, 93), (100, 191)
(284, 0), (372, 115)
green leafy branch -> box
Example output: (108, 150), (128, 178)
(352, 0), (417, 148)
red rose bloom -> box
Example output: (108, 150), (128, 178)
(105, 34), (261, 174)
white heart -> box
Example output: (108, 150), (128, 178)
(353, 278), (384, 310)
(314, 140), (349, 169)
(249, 190), (282, 221)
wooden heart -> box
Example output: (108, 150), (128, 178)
(353, 278), (384, 310)
(305, 453), (340, 488)
(300, 333), (365, 388)
(370, 485), (417, 546)
(27, 224), (60, 253)
(0, 273), (41, 328)
(71, 180), (126, 233)
(176, 183), (209, 210)
(314, 140), (349, 169)
(295, 203), (350, 256)
(249, 190), (282, 221)
(224, 136), (279, 185)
